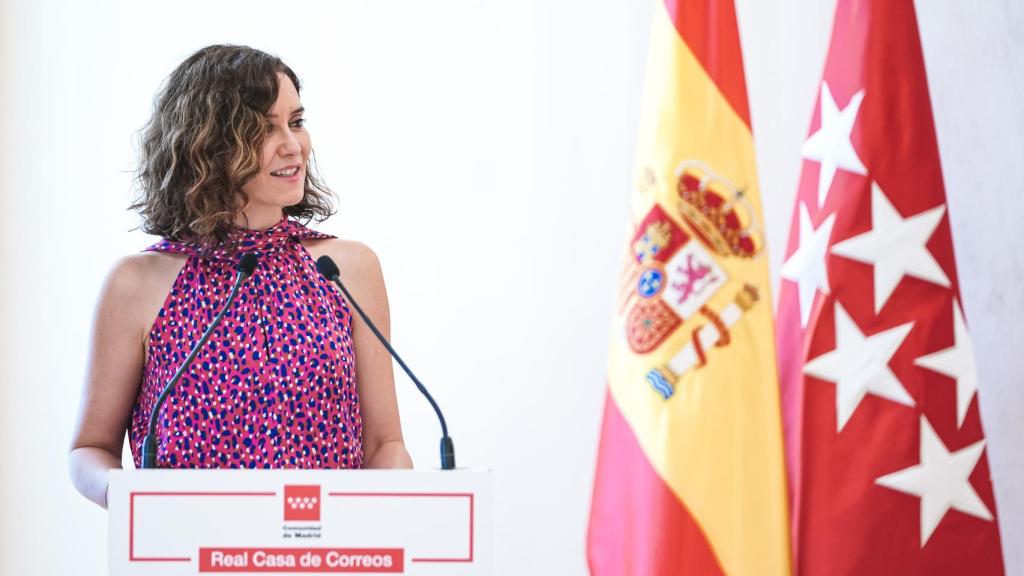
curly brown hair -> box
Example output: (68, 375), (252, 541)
(131, 44), (334, 245)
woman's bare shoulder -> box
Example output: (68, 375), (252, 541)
(301, 238), (382, 278)
(105, 251), (187, 293)
(98, 251), (188, 337)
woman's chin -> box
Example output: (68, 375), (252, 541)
(284, 189), (305, 207)
(268, 186), (305, 208)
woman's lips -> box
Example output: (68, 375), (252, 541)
(270, 165), (302, 181)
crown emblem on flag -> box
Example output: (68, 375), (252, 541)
(675, 161), (762, 259)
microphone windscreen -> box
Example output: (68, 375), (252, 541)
(237, 253), (259, 276)
(316, 255), (341, 279)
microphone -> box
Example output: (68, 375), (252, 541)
(315, 255), (456, 470)
(140, 252), (259, 469)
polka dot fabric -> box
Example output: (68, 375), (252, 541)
(129, 217), (364, 469)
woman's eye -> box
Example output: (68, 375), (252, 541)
(290, 118), (306, 129)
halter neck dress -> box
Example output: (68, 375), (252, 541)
(128, 217), (364, 469)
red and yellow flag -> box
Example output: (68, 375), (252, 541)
(587, 1), (790, 574)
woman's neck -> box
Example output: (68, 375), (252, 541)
(236, 207), (285, 230)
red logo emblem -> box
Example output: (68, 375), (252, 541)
(283, 485), (321, 522)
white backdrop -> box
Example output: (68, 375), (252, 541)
(0, 1), (1020, 574)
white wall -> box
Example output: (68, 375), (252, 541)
(0, 0), (13, 563)
(0, 0), (1019, 574)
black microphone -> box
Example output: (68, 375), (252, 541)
(315, 255), (456, 470)
(140, 252), (259, 469)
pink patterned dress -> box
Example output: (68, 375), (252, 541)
(129, 218), (364, 469)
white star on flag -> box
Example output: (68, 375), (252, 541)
(914, 300), (978, 428)
(804, 302), (915, 431)
(831, 182), (950, 313)
(801, 82), (867, 207)
(780, 202), (836, 327)
(876, 415), (993, 547)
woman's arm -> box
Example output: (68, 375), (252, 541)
(68, 255), (158, 508)
(320, 240), (413, 469)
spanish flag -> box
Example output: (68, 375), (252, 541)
(587, 2), (790, 574)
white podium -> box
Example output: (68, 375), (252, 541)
(107, 469), (493, 575)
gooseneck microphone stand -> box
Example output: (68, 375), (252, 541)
(140, 253), (259, 469)
(315, 255), (456, 470)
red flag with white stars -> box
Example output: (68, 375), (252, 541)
(777, 0), (1005, 574)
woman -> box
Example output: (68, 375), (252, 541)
(69, 45), (412, 509)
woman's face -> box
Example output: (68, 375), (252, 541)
(239, 72), (310, 226)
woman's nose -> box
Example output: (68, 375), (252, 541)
(278, 132), (302, 156)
